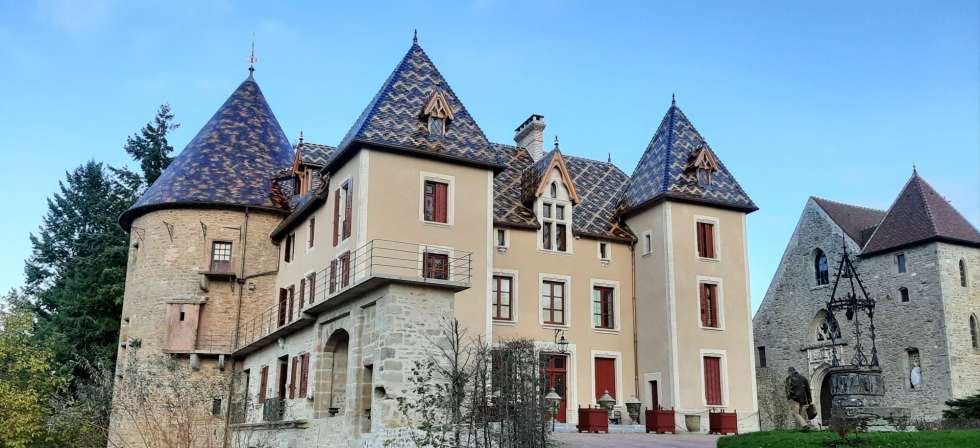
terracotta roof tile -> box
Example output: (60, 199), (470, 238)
(811, 197), (886, 247)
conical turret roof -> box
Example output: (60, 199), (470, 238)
(331, 41), (500, 170)
(120, 74), (295, 229)
(623, 101), (756, 214)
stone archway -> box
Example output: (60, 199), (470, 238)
(315, 329), (350, 417)
(810, 364), (832, 425)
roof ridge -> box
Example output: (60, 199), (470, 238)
(810, 196), (887, 213)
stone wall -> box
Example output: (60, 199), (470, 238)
(936, 243), (980, 399)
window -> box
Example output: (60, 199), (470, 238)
(299, 278), (306, 308)
(333, 179), (352, 246)
(757, 346), (767, 368)
(277, 288), (288, 326)
(423, 180), (449, 223)
(960, 259), (968, 287)
(541, 201), (570, 252)
(896, 253), (907, 273)
(492, 275), (513, 321)
(284, 234), (295, 263)
(423, 252), (449, 280)
(899, 287), (910, 302)
(696, 221), (716, 259)
(814, 249), (829, 285)
(550, 182), (558, 198)
(907, 348), (921, 389)
(428, 116), (444, 135)
(496, 229), (508, 248)
(542, 280), (566, 325)
(259, 366), (269, 401)
(699, 283), (719, 328)
(211, 398), (222, 416)
(598, 242), (610, 261)
(339, 252), (351, 287)
(179, 311), (185, 321)
(307, 272), (317, 305)
(642, 231), (653, 255)
(703, 356), (723, 406)
(592, 286), (615, 329)
(308, 217), (316, 248)
(210, 241), (232, 273)
(970, 315), (979, 350)
(300, 353), (309, 398)
(814, 313), (841, 342)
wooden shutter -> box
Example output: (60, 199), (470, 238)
(341, 252), (351, 287)
(300, 353), (309, 398)
(299, 278), (306, 309)
(289, 357), (297, 399)
(309, 217), (315, 248)
(705, 223), (715, 258)
(309, 272), (317, 304)
(594, 357), (617, 400)
(333, 189), (341, 246)
(329, 260), (337, 293)
(707, 284), (717, 327)
(288, 286), (295, 322)
(278, 289), (288, 327)
(704, 356), (722, 405)
(343, 180), (353, 238)
(259, 366), (268, 401)
(699, 283), (709, 327)
(434, 182), (448, 223)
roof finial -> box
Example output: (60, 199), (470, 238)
(413, 29), (418, 45)
(298, 130), (304, 145)
(554, 135), (560, 150)
(912, 164), (917, 176)
(671, 93), (676, 106)
(247, 32), (257, 74)
(608, 152), (612, 163)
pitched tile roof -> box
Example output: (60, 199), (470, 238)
(623, 101), (756, 214)
(861, 173), (980, 255)
(493, 143), (633, 241)
(297, 142), (335, 166)
(811, 197), (886, 247)
(121, 74), (295, 229)
(332, 42), (500, 170)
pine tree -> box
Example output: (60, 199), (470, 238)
(123, 103), (179, 186)
(24, 162), (138, 371)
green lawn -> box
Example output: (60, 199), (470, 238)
(717, 430), (980, 448)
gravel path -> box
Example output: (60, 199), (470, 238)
(553, 432), (720, 448)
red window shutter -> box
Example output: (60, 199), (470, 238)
(341, 252), (351, 287)
(299, 278), (306, 309)
(594, 358), (617, 400)
(259, 366), (268, 401)
(699, 284), (709, 327)
(705, 223), (715, 258)
(333, 189), (341, 246)
(288, 286), (295, 322)
(309, 217), (315, 248)
(343, 181), (353, 238)
(329, 260), (337, 293)
(300, 354), (309, 397)
(278, 289), (288, 327)
(707, 284), (717, 327)
(309, 273), (317, 304)
(434, 182), (448, 223)
(704, 356), (722, 405)
(289, 357), (297, 399)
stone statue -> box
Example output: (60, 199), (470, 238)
(785, 367), (813, 428)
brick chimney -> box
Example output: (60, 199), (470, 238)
(514, 114), (546, 161)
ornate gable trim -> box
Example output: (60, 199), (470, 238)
(686, 144), (720, 185)
(420, 88), (455, 121)
(521, 151), (581, 205)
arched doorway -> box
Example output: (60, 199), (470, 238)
(810, 365), (832, 425)
(315, 329), (350, 417)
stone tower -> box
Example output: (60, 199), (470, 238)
(108, 71), (294, 446)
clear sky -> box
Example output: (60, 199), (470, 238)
(1, 1), (977, 312)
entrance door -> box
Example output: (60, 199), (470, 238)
(820, 373), (832, 425)
(649, 380), (659, 409)
(594, 357), (617, 401)
(542, 354), (568, 422)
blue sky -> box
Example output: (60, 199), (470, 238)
(1, 1), (977, 312)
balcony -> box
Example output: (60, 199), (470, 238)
(233, 239), (472, 355)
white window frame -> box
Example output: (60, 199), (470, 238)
(590, 350), (624, 406)
(417, 244), (455, 281)
(539, 273), (571, 329)
(694, 215), (721, 261)
(641, 230), (653, 256)
(305, 213), (317, 254)
(495, 228), (510, 251)
(491, 268), (519, 325)
(597, 241), (611, 262)
(302, 268), (317, 308)
(590, 278), (621, 332)
(418, 171), (455, 226)
(697, 275), (725, 331)
(538, 199), (573, 254)
(699, 348), (729, 408)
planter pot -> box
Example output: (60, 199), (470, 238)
(645, 408), (676, 434)
(708, 410), (738, 435)
(576, 407), (609, 433)
(684, 414), (701, 433)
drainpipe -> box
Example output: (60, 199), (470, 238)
(630, 244), (640, 398)
(223, 206), (250, 448)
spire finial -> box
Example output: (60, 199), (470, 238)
(912, 164), (917, 176)
(671, 93), (676, 106)
(608, 152), (612, 163)
(554, 135), (560, 150)
(413, 29), (418, 45)
(299, 130), (304, 145)
(247, 32), (257, 74)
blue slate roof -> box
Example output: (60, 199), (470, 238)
(297, 142), (335, 166)
(623, 101), (756, 214)
(331, 42), (500, 170)
(120, 74), (295, 229)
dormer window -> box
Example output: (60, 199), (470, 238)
(420, 88), (454, 137)
(687, 144), (720, 186)
(550, 182), (558, 198)
(541, 200), (570, 252)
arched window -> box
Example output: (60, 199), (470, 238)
(970, 314), (979, 350)
(811, 310), (841, 343)
(814, 249), (829, 285)
(550, 182), (558, 198)
(959, 259), (968, 288)
(899, 287), (910, 302)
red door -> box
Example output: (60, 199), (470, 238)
(542, 355), (568, 422)
(704, 356), (722, 406)
(594, 358), (617, 401)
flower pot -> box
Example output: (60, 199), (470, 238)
(645, 408), (675, 434)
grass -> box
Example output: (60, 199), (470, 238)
(717, 430), (980, 448)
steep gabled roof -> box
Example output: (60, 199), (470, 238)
(120, 74), (294, 229)
(861, 173), (980, 255)
(296, 142), (335, 167)
(331, 41), (500, 171)
(623, 101), (756, 214)
(811, 197), (886, 247)
(519, 148), (581, 205)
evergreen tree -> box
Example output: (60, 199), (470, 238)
(24, 162), (138, 372)
(123, 103), (179, 186)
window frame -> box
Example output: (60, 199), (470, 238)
(814, 248), (829, 286)
(539, 274), (571, 327)
(539, 199), (573, 253)
(598, 241), (611, 262)
(699, 349), (728, 407)
(959, 259), (968, 288)
(419, 245), (454, 281)
(970, 314), (979, 350)
(695, 216), (720, 260)
(209, 240), (234, 273)
(591, 283), (617, 331)
(419, 172), (455, 226)
(495, 228), (510, 251)
(697, 276), (725, 330)
(899, 286), (910, 302)
(283, 233), (295, 263)
(896, 253), (907, 273)
(491, 274), (515, 322)
(641, 230), (653, 256)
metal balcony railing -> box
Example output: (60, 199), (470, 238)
(235, 239), (473, 351)
(195, 331), (234, 354)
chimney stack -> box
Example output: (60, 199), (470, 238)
(514, 114), (546, 161)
